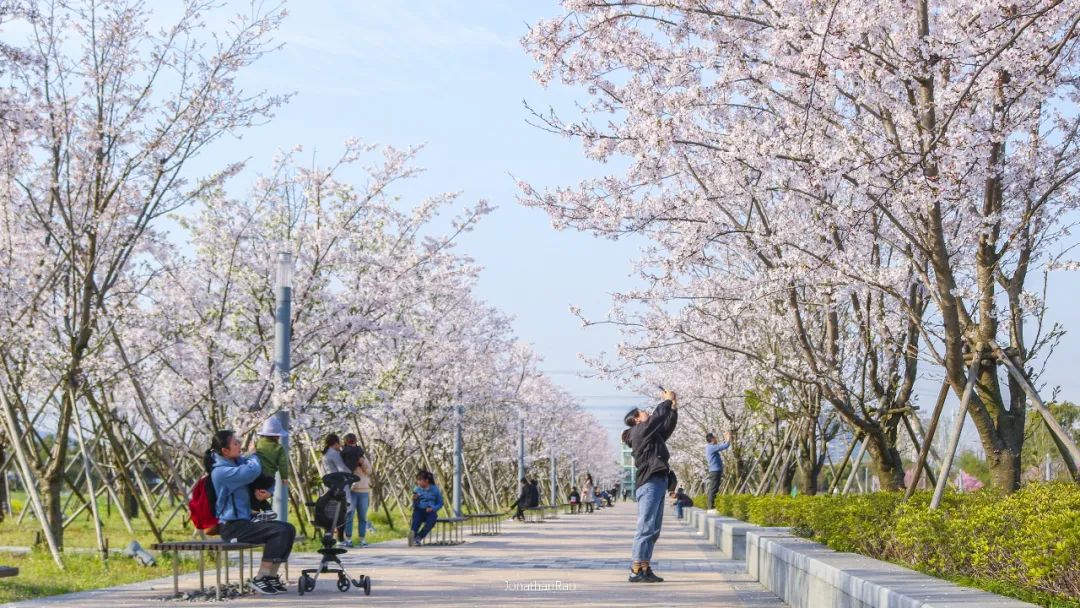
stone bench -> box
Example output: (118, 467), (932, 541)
(524, 506), (545, 523)
(542, 504), (560, 519)
(152, 540), (264, 601)
(744, 526), (1037, 608)
(680, 509), (1035, 607)
(465, 512), (503, 536)
(719, 519), (788, 561)
(421, 517), (466, 545)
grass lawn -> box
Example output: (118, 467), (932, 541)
(0, 550), (198, 604)
(0, 491), (410, 603)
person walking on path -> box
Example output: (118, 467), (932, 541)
(341, 433), (373, 547)
(527, 478), (541, 508)
(705, 431), (732, 511)
(321, 433), (352, 544)
(408, 470), (444, 546)
(206, 430), (296, 595)
(582, 474), (595, 513)
(512, 479), (530, 520)
(622, 388), (679, 583)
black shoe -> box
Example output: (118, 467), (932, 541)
(250, 576), (280, 595)
(643, 567), (664, 583)
(268, 575), (287, 593)
(628, 569), (647, 583)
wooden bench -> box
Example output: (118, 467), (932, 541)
(524, 506), (545, 523)
(465, 512), (504, 536)
(0, 566), (18, 578)
(151, 540), (265, 600)
(420, 517), (466, 545)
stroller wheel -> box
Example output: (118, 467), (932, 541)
(298, 573), (312, 596)
(363, 576), (372, 595)
(337, 573), (351, 592)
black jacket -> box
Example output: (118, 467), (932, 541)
(526, 482), (541, 507)
(341, 445), (362, 472)
(627, 399), (678, 487)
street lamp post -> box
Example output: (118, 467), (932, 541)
(272, 252), (293, 524)
(453, 403), (463, 517)
(549, 449), (557, 505)
(518, 417), (526, 483)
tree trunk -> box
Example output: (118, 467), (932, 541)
(780, 461), (796, 496)
(866, 434), (906, 491)
(43, 476), (65, 550)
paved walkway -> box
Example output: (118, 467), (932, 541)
(4, 502), (784, 607)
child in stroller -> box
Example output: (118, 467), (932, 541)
(297, 471), (372, 596)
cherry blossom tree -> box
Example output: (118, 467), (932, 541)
(522, 0), (1080, 491)
(0, 0), (286, 555)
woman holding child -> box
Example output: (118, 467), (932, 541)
(205, 430), (297, 595)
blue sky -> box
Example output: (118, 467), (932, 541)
(187, 1), (656, 448)
(190, 1), (1080, 454)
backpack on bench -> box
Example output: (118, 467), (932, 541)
(189, 476), (220, 536)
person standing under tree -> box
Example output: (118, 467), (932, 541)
(704, 431), (732, 511)
(622, 389), (678, 583)
(582, 474), (595, 513)
(341, 433), (372, 547)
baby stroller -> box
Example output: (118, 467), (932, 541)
(298, 472), (372, 596)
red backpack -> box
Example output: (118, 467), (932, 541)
(189, 476), (219, 535)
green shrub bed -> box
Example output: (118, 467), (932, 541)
(694, 483), (1080, 607)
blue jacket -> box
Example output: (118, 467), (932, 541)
(210, 453), (261, 522)
(706, 440), (731, 473)
(413, 483), (444, 511)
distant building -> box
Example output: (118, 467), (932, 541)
(621, 444), (636, 495)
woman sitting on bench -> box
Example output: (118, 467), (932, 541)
(407, 470), (444, 546)
(206, 430), (297, 595)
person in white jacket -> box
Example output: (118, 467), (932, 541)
(341, 433), (373, 547)
(582, 474), (596, 513)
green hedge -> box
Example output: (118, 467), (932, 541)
(694, 483), (1080, 608)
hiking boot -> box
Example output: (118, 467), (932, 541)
(643, 567), (664, 583)
(268, 575), (287, 593)
(628, 569), (648, 583)
(250, 576), (279, 595)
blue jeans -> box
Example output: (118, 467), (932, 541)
(632, 475), (667, 562)
(344, 491), (369, 540)
(411, 508), (438, 541)
(674, 502), (684, 519)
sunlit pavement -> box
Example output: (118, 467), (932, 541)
(4, 502), (784, 607)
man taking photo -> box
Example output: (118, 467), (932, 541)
(621, 388), (679, 583)
(704, 430), (732, 512)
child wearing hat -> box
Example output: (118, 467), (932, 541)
(250, 417), (289, 522)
